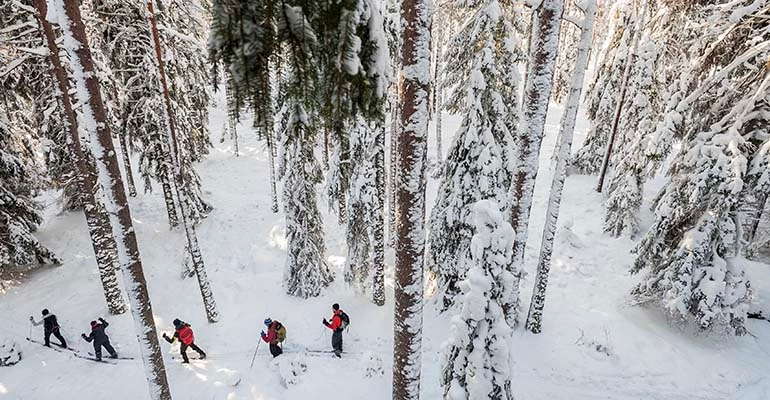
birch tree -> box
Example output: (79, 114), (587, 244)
(505, 0), (564, 326)
(525, 0), (596, 333)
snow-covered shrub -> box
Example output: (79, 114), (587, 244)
(0, 338), (21, 367)
(271, 354), (308, 388)
(364, 352), (384, 378)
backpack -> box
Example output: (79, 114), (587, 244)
(339, 311), (350, 331)
(274, 321), (287, 343)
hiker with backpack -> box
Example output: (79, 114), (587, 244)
(260, 318), (286, 357)
(30, 309), (67, 348)
(163, 319), (206, 363)
(81, 318), (118, 361)
(322, 303), (349, 357)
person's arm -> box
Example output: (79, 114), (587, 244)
(98, 318), (108, 329)
(261, 329), (275, 343)
(162, 333), (175, 344)
(82, 332), (93, 342)
(30, 316), (42, 326)
(326, 315), (341, 331)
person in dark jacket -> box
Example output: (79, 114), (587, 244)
(81, 318), (117, 361)
(30, 309), (67, 348)
(322, 303), (344, 358)
(163, 319), (206, 363)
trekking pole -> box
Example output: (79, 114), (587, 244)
(249, 340), (261, 369)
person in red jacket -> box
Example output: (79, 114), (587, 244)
(260, 318), (285, 357)
(163, 319), (206, 363)
(322, 303), (344, 357)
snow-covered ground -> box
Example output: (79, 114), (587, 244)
(1, 95), (769, 399)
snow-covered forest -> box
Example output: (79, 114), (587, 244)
(1, 0), (769, 398)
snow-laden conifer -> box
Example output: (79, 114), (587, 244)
(441, 200), (514, 400)
(632, 0), (770, 334)
(427, 0), (521, 311)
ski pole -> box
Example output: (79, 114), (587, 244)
(249, 340), (261, 369)
(28, 320), (32, 340)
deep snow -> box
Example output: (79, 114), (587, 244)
(1, 92), (769, 399)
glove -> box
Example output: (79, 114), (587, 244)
(81, 333), (87, 339)
(98, 317), (105, 322)
(29, 316), (34, 322)
(162, 333), (168, 339)
(322, 318), (328, 326)
(260, 330), (266, 337)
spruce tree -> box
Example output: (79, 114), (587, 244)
(0, 116), (59, 270)
(441, 200), (514, 400)
(209, 0), (280, 212)
(428, 0), (521, 310)
(277, 1), (334, 298)
(603, 34), (656, 237)
(571, 0), (634, 174)
(631, 0), (769, 334)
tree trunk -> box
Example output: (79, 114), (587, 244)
(146, 0), (220, 323)
(392, 0), (431, 398)
(373, 123), (386, 306)
(157, 143), (180, 228)
(259, 73), (279, 214)
(52, 0), (172, 397)
(336, 121), (348, 225)
(388, 94), (399, 247)
(323, 124), (330, 170)
(506, 0), (564, 327)
(33, 0), (127, 316)
(526, 0), (596, 334)
(431, 24), (443, 172)
(265, 117), (279, 214)
(118, 118), (138, 197)
(595, 11), (642, 193)
(231, 124), (240, 156)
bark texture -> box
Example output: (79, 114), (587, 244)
(392, 0), (431, 398)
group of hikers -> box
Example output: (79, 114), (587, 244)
(30, 309), (206, 363)
(30, 303), (350, 362)
(260, 303), (350, 358)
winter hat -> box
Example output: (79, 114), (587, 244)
(173, 319), (183, 328)
(90, 321), (98, 328)
(332, 303), (339, 311)
(263, 318), (272, 326)
(42, 309), (49, 316)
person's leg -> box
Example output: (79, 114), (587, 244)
(44, 330), (52, 347)
(94, 343), (102, 361)
(332, 331), (342, 357)
(180, 343), (190, 363)
(103, 340), (117, 358)
(52, 328), (67, 348)
(190, 343), (206, 358)
(269, 343), (282, 357)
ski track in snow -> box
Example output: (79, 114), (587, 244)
(1, 93), (769, 399)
